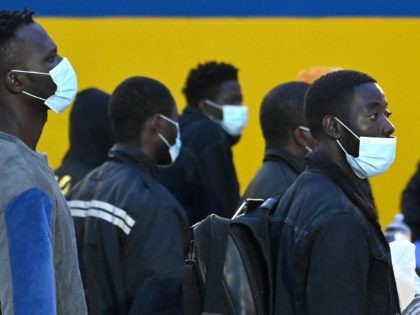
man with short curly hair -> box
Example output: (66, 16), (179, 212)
(160, 61), (248, 223)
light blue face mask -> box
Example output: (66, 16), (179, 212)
(157, 114), (182, 166)
(205, 100), (248, 136)
(335, 117), (397, 179)
(11, 57), (78, 113)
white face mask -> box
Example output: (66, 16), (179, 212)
(157, 114), (182, 166)
(11, 57), (78, 113)
(335, 117), (396, 179)
(205, 100), (248, 136)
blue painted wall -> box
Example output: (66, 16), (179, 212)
(5, 0), (420, 17)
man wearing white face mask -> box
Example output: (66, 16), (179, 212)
(160, 61), (246, 224)
(241, 81), (313, 202)
(67, 77), (189, 315)
(271, 70), (400, 314)
(0, 9), (86, 315)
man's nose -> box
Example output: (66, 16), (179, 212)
(382, 119), (395, 137)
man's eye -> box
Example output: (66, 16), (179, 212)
(369, 113), (378, 120)
(47, 53), (58, 62)
(385, 111), (392, 118)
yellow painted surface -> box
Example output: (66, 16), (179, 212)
(37, 18), (420, 226)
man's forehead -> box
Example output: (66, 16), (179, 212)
(373, 82), (385, 95)
(352, 82), (387, 106)
(15, 22), (56, 52)
(216, 80), (242, 98)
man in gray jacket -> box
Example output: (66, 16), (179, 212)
(0, 9), (87, 315)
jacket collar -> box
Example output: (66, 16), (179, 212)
(307, 151), (379, 224)
(182, 105), (209, 123)
(0, 131), (48, 162)
(263, 147), (306, 174)
(107, 143), (159, 179)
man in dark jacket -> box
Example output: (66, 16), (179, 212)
(67, 77), (189, 315)
(241, 81), (313, 201)
(402, 163), (420, 241)
(271, 70), (400, 314)
(55, 88), (115, 195)
(160, 61), (247, 224)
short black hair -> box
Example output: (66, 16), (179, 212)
(109, 76), (175, 142)
(0, 9), (34, 68)
(305, 70), (376, 139)
(260, 81), (310, 146)
(182, 61), (238, 107)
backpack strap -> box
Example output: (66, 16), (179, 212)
(203, 215), (232, 314)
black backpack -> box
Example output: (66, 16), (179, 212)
(183, 197), (280, 315)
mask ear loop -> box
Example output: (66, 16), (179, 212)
(298, 126), (312, 152)
(204, 99), (223, 110)
(334, 117), (360, 140)
(159, 114), (180, 141)
(159, 114), (177, 126)
(158, 133), (171, 149)
(10, 69), (50, 75)
(203, 100), (223, 121)
(10, 69), (51, 102)
(336, 139), (350, 155)
(334, 117), (361, 156)
(298, 126), (310, 132)
(21, 91), (47, 101)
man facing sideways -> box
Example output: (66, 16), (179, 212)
(271, 70), (400, 314)
(241, 81), (313, 201)
(67, 77), (189, 315)
(160, 61), (247, 223)
(0, 9), (87, 315)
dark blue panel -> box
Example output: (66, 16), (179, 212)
(4, 0), (420, 17)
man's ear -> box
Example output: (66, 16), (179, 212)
(322, 115), (341, 139)
(293, 127), (315, 149)
(5, 71), (24, 93)
(293, 127), (308, 147)
(198, 100), (222, 120)
(198, 100), (210, 115)
(140, 115), (160, 146)
(150, 113), (166, 134)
